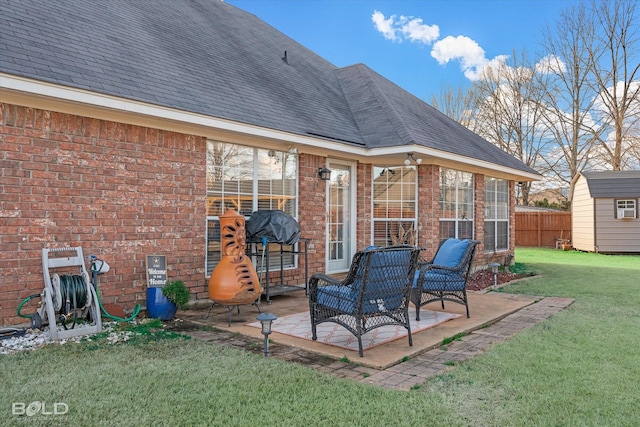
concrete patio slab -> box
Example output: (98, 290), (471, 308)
(182, 290), (541, 369)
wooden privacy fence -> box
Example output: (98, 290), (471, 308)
(515, 211), (572, 248)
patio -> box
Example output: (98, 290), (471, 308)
(180, 288), (553, 370)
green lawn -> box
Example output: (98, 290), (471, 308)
(2, 248), (639, 426)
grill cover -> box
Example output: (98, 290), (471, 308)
(246, 210), (301, 245)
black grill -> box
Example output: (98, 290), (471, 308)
(245, 210), (301, 245)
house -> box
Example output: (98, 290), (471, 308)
(527, 188), (569, 210)
(572, 171), (640, 253)
(0, 1), (540, 326)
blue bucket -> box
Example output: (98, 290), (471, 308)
(146, 287), (177, 320)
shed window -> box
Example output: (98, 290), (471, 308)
(616, 199), (637, 219)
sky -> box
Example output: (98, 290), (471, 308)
(226, 0), (578, 102)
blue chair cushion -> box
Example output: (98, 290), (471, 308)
(361, 248), (411, 312)
(317, 285), (357, 312)
(319, 247), (411, 314)
(433, 239), (470, 267)
(413, 269), (465, 291)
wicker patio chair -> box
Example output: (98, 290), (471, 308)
(308, 245), (422, 357)
(411, 239), (480, 320)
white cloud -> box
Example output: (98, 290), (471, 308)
(469, 55), (510, 81)
(372, 10), (400, 42)
(374, 10), (563, 84)
(400, 17), (439, 44)
(535, 54), (567, 74)
(431, 35), (510, 81)
(594, 80), (640, 116)
(371, 11), (439, 44)
(431, 35), (485, 67)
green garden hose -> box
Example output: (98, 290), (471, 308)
(90, 266), (141, 322)
(17, 294), (41, 318)
(94, 286), (142, 322)
(16, 272), (141, 324)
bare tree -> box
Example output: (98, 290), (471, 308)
(430, 83), (475, 128)
(538, 2), (601, 201)
(627, 121), (640, 167)
(470, 51), (555, 205)
(587, 0), (640, 170)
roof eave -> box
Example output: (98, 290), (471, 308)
(1, 74), (541, 181)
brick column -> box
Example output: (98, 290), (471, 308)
(356, 162), (371, 250)
(474, 174), (486, 266)
(297, 153), (327, 277)
(418, 164), (440, 259)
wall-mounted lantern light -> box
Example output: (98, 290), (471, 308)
(404, 153), (423, 166)
(318, 167), (332, 181)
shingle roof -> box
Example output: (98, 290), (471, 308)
(581, 171), (640, 198)
(336, 64), (534, 172)
(0, 0), (537, 175)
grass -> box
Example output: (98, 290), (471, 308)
(442, 332), (468, 346)
(508, 261), (536, 276)
(1, 248), (639, 426)
(421, 248), (640, 425)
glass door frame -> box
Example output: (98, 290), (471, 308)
(325, 159), (356, 274)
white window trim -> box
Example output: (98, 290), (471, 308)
(484, 177), (509, 253)
(205, 141), (299, 276)
(371, 166), (418, 246)
(439, 169), (474, 240)
(616, 199), (637, 219)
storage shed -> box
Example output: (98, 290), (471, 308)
(572, 171), (640, 253)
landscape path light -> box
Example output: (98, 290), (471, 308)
(256, 312), (277, 357)
(489, 262), (501, 291)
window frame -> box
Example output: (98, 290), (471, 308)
(371, 166), (418, 247)
(484, 177), (510, 253)
(439, 168), (474, 240)
(205, 141), (298, 276)
(615, 199), (637, 219)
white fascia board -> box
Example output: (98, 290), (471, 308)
(369, 146), (542, 181)
(0, 74), (357, 152)
(1, 74), (540, 181)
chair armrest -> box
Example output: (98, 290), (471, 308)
(417, 260), (434, 270)
(418, 263), (458, 274)
(308, 273), (344, 291)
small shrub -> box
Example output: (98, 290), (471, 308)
(509, 262), (535, 276)
(162, 280), (191, 310)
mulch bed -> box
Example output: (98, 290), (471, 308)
(466, 270), (531, 291)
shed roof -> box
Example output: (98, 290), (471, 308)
(0, 0), (538, 176)
(581, 171), (640, 198)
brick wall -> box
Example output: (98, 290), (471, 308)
(417, 164), (440, 259)
(474, 173), (486, 266)
(356, 162), (372, 251)
(0, 103), (207, 326)
(0, 102), (519, 325)
(295, 153), (327, 279)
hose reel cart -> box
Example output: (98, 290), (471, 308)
(35, 247), (102, 340)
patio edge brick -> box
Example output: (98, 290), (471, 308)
(183, 296), (574, 391)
